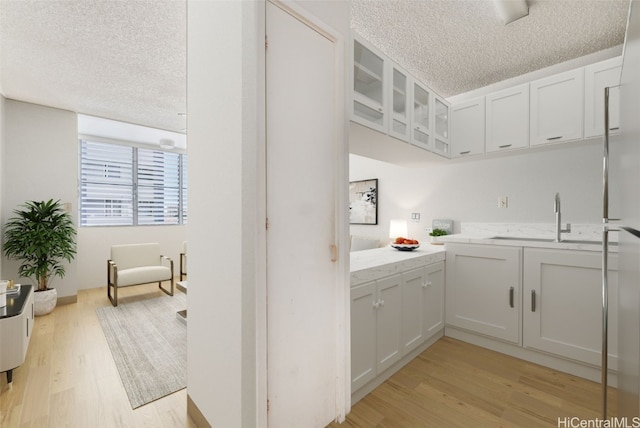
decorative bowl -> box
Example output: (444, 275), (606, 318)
(391, 243), (420, 251)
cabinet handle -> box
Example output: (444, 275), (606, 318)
(498, 144), (512, 149)
(459, 150), (471, 155)
(509, 286), (514, 308)
(547, 136), (562, 141)
(531, 290), (536, 312)
(373, 300), (380, 309)
(378, 107), (383, 112)
(422, 280), (432, 288)
(27, 318), (30, 337)
(609, 127), (619, 131)
(379, 299), (385, 307)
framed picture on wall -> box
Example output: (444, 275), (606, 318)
(349, 178), (378, 225)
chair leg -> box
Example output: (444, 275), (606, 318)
(159, 279), (174, 297)
(107, 282), (118, 307)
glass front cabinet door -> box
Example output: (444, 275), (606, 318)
(389, 64), (410, 143)
(411, 81), (432, 150)
(352, 38), (386, 133)
(433, 96), (450, 157)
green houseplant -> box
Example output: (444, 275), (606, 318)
(429, 228), (448, 244)
(3, 199), (77, 315)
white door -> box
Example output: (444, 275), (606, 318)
(266, 3), (344, 427)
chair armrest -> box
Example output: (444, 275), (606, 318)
(160, 255), (174, 275)
(107, 259), (117, 284)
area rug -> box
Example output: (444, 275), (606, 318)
(96, 293), (187, 409)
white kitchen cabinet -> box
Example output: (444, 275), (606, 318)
(523, 248), (618, 369)
(401, 261), (445, 356)
(352, 36), (387, 133)
(451, 97), (485, 158)
(530, 68), (584, 146)
(446, 244), (521, 344)
(584, 56), (622, 139)
(433, 95), (450, 157)
(485, 84), (530, 153)
(389, 63), (411, 143)
(411, 81), (432, 151)
(350, 274), (402, 391)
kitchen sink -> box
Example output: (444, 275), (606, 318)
(489, 236), (611, 246)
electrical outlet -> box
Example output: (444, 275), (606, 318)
(498, 196), (508, 209)
(411, 213), (421, 222)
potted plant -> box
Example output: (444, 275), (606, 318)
(429, 228), (448, 245)
(3, 199), (77, 316)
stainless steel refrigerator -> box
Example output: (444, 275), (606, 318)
(608, 0), (640, 418)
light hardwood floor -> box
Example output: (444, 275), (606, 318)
(2, 284), (616, 428)
(331, 336), (617, 428)
(0, 282), (196, 428)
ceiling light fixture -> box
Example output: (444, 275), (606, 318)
(493, 0), (529, 25)
(160, 138), (175, 149)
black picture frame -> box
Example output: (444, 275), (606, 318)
(349, 179), (378, 225)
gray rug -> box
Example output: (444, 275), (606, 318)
(96, 292), (187, 409)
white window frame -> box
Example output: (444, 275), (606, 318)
(79, 139), (188, 227)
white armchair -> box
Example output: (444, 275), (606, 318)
(107, 243), (174, 306)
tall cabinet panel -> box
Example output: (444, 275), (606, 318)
(352, 37), (386, 133)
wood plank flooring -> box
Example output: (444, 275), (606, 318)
(0, 282), (196, 428)
(2, 284), (616, 427)
(331, 336), (617, 428)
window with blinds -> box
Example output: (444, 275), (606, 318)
(79, 140), (188, 226)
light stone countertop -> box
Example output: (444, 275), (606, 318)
(350, 246), (446, 286)
(436, 233), (616, 252)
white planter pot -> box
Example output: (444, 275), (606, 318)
(34, 288), (57, 316)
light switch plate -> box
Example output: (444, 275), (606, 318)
(498, 196), (508, 208)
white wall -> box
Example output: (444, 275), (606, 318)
(187, 1), (261, 426)
(350, 141), (603, 243)
(2, 100), (79, 298)
(0, 95), (4, 276)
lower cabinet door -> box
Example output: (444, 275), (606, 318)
(446, 244), (521, 344)
(401, 267), (428, 355)
(423, 261), (445, 339)
(523, 248), (618, 369)
(375, 274), (403, 373)
(350, 281), (377, 391)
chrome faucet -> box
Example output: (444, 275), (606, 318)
(554, 192), (571, 242)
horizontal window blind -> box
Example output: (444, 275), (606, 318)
(79, 140), (187, 226)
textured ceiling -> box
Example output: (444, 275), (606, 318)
(0, 0), (187, 133)
(351, 0), (630, 98)
(0, 0), (631, 135)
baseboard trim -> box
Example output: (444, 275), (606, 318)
(187, 394), (211, 428)
(57, 295), (77, 306)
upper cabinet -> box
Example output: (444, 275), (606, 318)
(530, 68), (584, 146)
(350, 33), (450, 158)
(485, 84), (529, 153)
(584, 56), (622, 139)
(450, 97), (485, 158)
(352, 37), (387, 133)
(389, 64), (411, 143)
(433, 96), (450, 157)
(411, 81), (432, 150)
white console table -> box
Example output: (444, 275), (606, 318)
(0, 284), (34, 383)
